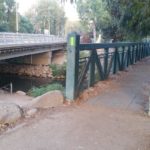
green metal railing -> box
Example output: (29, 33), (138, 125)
(65, 32), (150, 100)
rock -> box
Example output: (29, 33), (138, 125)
(0, 103), (23, 124)
(26, 90), (64, 109)
(0, 90), (5, 94)
(26, 108), (37, 117)
(16, 91), (26, 96)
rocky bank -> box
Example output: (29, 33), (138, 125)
(0, 64), (52, 78)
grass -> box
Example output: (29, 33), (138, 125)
(49, 63), (66, 78)
(28, 83), (64, 97)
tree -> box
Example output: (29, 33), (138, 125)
(19, 16), (34, 33)
(26, 0), (66, 35)
(76, 0), (150, 41)
(0, 0), (16, 32)
(105, 0), (150, 40)
(76, 0), (111, 41)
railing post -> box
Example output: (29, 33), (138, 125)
(113, 47), (118, 74)
(10, 82), (13, 94)
(127, 46), (130, 67)
(137, 44), (140, 61)
(121, 46), (125, 70)
(104, 48), (109, 79)
(88, 50), (96, 87)
(65, 32), (80, 101)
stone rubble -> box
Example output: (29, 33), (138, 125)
(0, 64), (52, 78)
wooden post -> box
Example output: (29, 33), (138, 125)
(65, 32), (80, 101)
(10, 82), (13, 94)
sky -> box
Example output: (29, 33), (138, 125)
(17, 0), (79, 21)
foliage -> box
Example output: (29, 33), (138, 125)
(26, 0), (66, 35)
(19, 16), (34, 33)
(0, 0), (34, 33)
(0, 0), (16, 32)
(65, 20), (82, 35)
(28, 83), (64, 97)
(76, 0), (150, 41)
(49, 63), (66, 78)
(76, 0), (111, 38)
(105, 0), (150, 41)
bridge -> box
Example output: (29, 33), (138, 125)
(0, 32), (66, 61)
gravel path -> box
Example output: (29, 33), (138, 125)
(0, 57), (150, 150)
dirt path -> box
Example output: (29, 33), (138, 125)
(0, 57), (150, 150)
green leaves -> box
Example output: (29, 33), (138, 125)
(77, 0), (150, 41)
(19, 16), (34, 33)
(0, 0), (16, 32)
(105, 0), (150, 40)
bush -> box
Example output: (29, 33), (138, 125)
(28, 83), (64, 97)
(49, 63), (66, 78)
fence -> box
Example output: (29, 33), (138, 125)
(65, 32), (150, 100)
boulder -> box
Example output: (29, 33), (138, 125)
(16, 91), (26, 96)
(0, 103), (23, 124)
(25, 90), (64, 109)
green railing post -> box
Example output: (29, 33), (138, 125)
(148, 43), (150, 56)
(139, 44), (142, 60)
(127, 46), (130, 67)
(113, 48), (117, 74)
(88, 50), (96, 87)
(65, 32), (80, 101)
(137, 44), (140, 61)
(104, 48), (109, 79)
(121, 46), (125, 70)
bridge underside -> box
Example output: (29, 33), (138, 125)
(5, 50), (66, 65)
(0, 43), (66, 61)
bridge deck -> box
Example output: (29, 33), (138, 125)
(0, 33), (67, 60)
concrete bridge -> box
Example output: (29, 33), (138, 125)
(0, 33), (67, 65)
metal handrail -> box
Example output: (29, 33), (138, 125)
(0, 32), (66, 46)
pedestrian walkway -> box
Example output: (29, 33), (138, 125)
(0, 57), (150, 150)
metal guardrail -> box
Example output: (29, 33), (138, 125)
(0, 32), (66, 46)
(65, 32), (150, 100)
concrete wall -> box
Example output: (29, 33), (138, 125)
(52, 51), (66, 65)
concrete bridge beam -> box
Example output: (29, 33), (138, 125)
(23, 52), (52, 65)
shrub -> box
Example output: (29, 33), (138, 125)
(49, 63), (66, 78)
(28, 83), (64, 97)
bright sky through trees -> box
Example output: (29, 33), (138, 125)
(17, 0), (79, 21)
